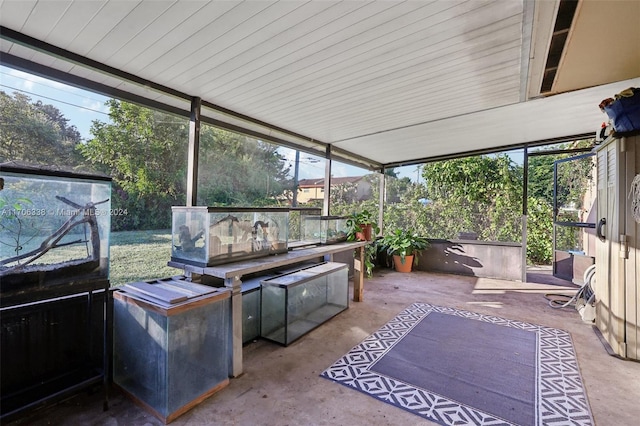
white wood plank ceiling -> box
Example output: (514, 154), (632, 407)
(1, 0), (638, 169)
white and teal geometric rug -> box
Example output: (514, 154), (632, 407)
(321, 303), (593, 426)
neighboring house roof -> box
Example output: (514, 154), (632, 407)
(298, 176), (363, 188)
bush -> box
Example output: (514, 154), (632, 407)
(526, 197), (553, 264)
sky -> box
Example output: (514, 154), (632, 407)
(0, 65), (111, 140)
(1, 64), (420, 181)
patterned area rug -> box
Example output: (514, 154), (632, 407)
(321, 303), (593, 426)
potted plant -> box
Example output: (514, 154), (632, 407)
(379, 228), (429, 273)
(345, 209), (380, 278)
(345, 209), (380, 242)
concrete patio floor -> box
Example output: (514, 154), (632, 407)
(8, 270), (640, 426)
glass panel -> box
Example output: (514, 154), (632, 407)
(554, 225), (587, 253)
(166, 299), (229, 414)
(287, 275), (328, 343)
(113, 298), (168, 414)
(113, 293), (229, 418)
(260, 263), (347, 345)
(385, 151), (524, 242)
(302, 216), (348, 244)
(285, 152), (326, 207)
(553, 153), (595, 224)
(197, 123), (291, 207)
(288, 207), (321, 247)
(242, 288), (261, 343)
(171, 207), (208, 266)
(260, 284), (286, 344)
(326, 267), (349, 307)
(324, 159), (381, 235)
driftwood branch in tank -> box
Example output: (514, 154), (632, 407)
(0, 196), (109, 275)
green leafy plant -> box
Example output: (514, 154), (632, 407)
(379, 228), (429, 267)
(0, 195), (40, 258)
(341, 209), (376, 277)
(356, 240), (380, 278)
(345, 209), (380, 241)
(346, 209), (381, 277)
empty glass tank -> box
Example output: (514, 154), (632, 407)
(113, 282), (230, 423)
(288, 207), (321, 249)
(171, 207), (289, 266)
(0, 164), (111, 289)
(301, 216), (348, 245)
(241, 276), (263, 344)
(260, 262), (348, 346)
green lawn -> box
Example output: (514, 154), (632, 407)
(109, 229), (182, 286)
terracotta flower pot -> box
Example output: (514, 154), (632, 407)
(356, 223), (373, 241)
(393, 254), (414, 273)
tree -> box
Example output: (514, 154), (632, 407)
(81, 100), (188, 196)
(527, 141), (595, 262)
(385, 175), (414, 203)
(384, 167), (399, 178)
(197, 125), (291, 206)
(527, 155), (555, 203)
(79, 100), (189, 230)
(528, 140), (594, 209)
(80, 100), (292, 230)
(526, 196), (553, 264)
(420, 154), (523, 242)
(330, 182), (359, 205)
(0, 91), (83, 165)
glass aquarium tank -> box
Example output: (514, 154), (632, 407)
(171, 207), (289, 267)
(113, 279), (230, 423)
(260, 262), (349, 346)
(288, 207), (321, 249)
(0, 164), (111, 293)
(301, 215), (348, 245)
(241, 276), (263, 344)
